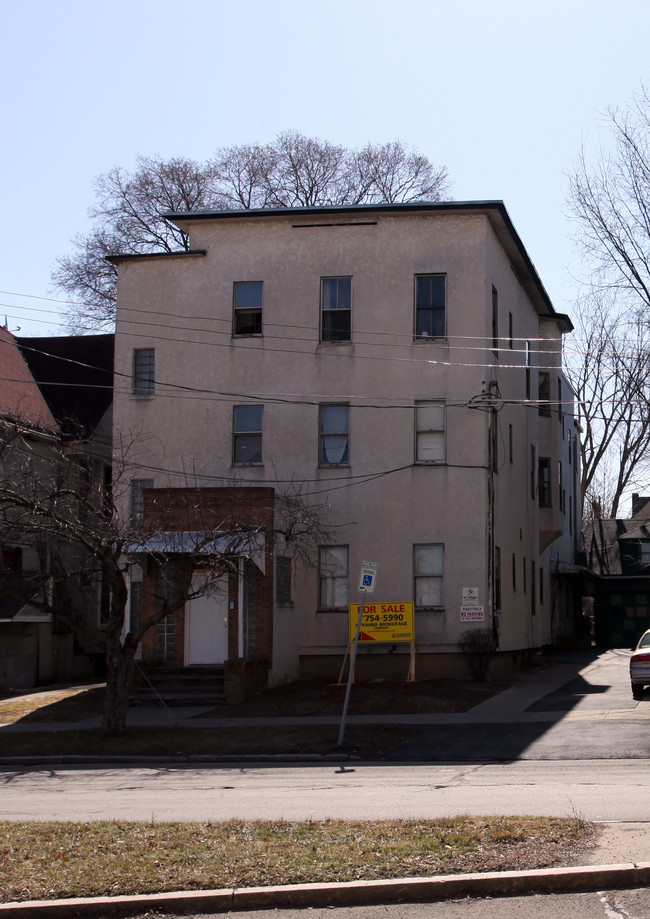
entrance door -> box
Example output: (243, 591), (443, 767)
(185, 573), (229, 665)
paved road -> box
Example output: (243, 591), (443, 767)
(117, 889), (650, 919)
(2, 759), (649, 822)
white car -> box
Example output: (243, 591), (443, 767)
(630, 629), (650, 700)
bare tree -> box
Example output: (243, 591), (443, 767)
(568, 88), (650, 311)
(564, 292), (650, 518)
(566, 88), (650, 518)
(0, 419), (328, 735)
(53, 134), (450, 331)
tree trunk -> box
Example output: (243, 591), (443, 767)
(103, 634), (136, 735)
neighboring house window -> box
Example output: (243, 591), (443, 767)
(413, 544), (444, 609)
(321, 277), (351, 341)
(320, 404), (349, 465)
(539, 457), (551, 506)
(318, 546), (348, 610)
(133, 348), (155, 396)
(492, 286), (499, 353)
(508, 312), (514, 349)
(508, 424), (513, 463)
(415, 274), (445, 339)
(276, 556), (293, 605)
(233, 281), (263, 336)
(415, 401), (445, 463)
(233, 405), (263, 464)
(525, 341), (531, 399)
(538, 372), (551, 416)
(131, 479), (154, 526)
(557, 376), (563, 424)
(512, 552), (517, 591)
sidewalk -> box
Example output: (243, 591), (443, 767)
(1, 652), (649, 917)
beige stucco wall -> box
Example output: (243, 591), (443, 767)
(114, 206), (577, 682)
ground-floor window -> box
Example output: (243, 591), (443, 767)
(413, 544), (444, 609)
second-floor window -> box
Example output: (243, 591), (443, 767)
(539, 457), (551, 507)
(415, 401), (445, 463)
(133, 348), (155, 396)
(321, 277), (351, 341)
(233, 405), (263, 464)
(415, 275), (445, 339)
(538, 372), (551, 416)
(320, 404), (349, 465)
(233, 281), (263, 335)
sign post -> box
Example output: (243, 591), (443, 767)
(338, 562), (377, 746)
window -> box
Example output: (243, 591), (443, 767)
(530, 445), (536, 499)
(414, 544), (444, 609)
(133, 348), (155, 396)
(509, 424), (513, 463)
(512, 552), (517, 591)
(539, 458), (551, 507)
(318, 546), (348, 610)
(531, 561), (536, 614)
(276, 556), (292, 605)
(415, 401), (445, 463)
(508, 312), (514, 349)
(492, 286), (499, 353)
(495, 546), (502, 611)
(557, 376), (563, 424)
(131, 479), (154, 526)
(233, 405), (263, 464)
(415, 275), (445, 339)
(321, 277), (351, 341)
(320, 404), (349, 465)
(233, 281), (263, 335)
(538, 372), (551, 416)
(525, 341), (531, 399)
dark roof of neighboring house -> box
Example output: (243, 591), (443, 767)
(588, 517), (650, 576)
(17, 334), (114, 438)
(0, 326), (58, 433)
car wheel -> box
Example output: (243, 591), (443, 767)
(632, 681), (645, 700)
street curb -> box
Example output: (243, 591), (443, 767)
(2, 863), (649, 918)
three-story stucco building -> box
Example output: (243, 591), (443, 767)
(111, 201), (581, 696)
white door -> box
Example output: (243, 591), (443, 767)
(185, 573), (229, 665)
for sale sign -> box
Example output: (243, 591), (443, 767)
(349, 602), (415, 643)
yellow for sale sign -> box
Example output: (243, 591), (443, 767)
(349, 602), (415, 643)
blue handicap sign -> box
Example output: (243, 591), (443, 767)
(363, 574), (373, 587)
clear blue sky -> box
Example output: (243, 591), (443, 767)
(2, 0), (648, 336)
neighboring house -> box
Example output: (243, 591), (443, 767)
(0, 330), (114, 689)
(110, 201), (582, 698)
(0, 327), (60, 688)
(586, 500), (650, 648)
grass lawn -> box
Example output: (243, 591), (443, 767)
(0, 816), (594, 903)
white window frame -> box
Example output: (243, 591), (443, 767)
(233, 405), (263, 465)
(133, 348), (155, 396)
(318, 545), (348, 610)
(413, 544), (444, 610)
(415, 401), (445, 463)
(320, 404), (349, 465)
